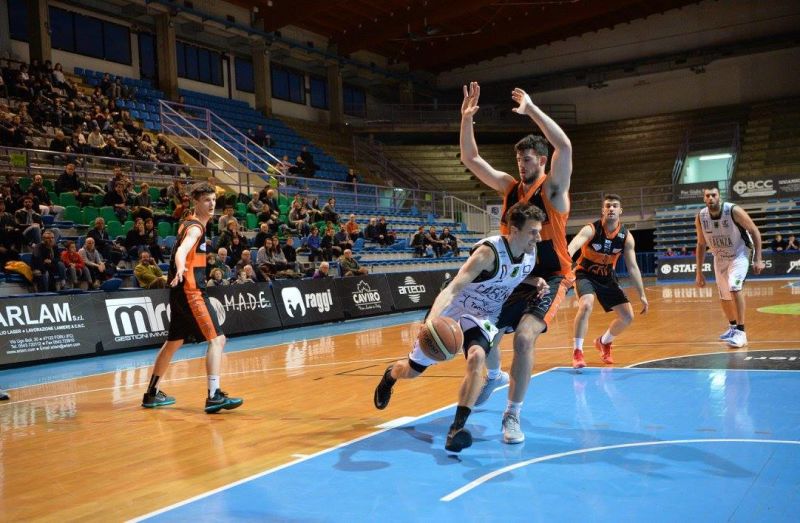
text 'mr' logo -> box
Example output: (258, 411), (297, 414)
(105, 296), (170, 336)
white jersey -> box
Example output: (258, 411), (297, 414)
(440, 235), (535, 324)
(699, 202), (752, 260)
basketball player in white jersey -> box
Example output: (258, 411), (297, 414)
(373, 201), (548, 452)
(695, 187), (765, 348)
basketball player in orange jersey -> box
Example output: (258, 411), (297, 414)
(141, 183), (243, 413)
(460, 82), (573, 444)
(373, 202), (547, 452)
(568, 194), (648, 369)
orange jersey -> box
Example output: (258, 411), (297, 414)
(575, 219), (627, 279)
(168, 216), (208, 290)
(500, 176), (571, 277)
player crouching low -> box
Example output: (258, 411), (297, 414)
(373, 201), (547, 452)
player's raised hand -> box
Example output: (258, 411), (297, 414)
(461, 82), (480, 117)
(511, 88), (534, 115)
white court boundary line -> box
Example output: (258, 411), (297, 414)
(128, 368), (558, 522)
(441, 438), (800, 502)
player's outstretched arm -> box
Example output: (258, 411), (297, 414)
(733, 206), (765, 274)
(623, 233), (648, 314)
(428, 245), (495, 320)
(694, 215), (706, 287)
(568, 224), (594, 258)
(512, 88), (572, 209)
(460, 82), (516, 195)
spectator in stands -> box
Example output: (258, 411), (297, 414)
(217, 220), (242, 251)
(1, 184), (16, 213)
(339, 249), (368, 277)
(104, 180), (129, 222)
(236, 264), (257, 284)
(321, 227), (341, 261)
(0, 199), (21, 263)
(440, 227), (459, 256)
(14, 195), (43, 246)
(307, 197), (323, 223)
(51, 63), (68, 92)
(425, 226), (445, 257)
(234, 249), (255, 277)
(132, 183), (154, 221)
(663, 247), (675, 257)
(334, 224), (353, 253)
(364, 218), (380, 243)
(29, 175), (65, 220)
(206, 268), (229, 287)
(88, 217), (124, 266)
(376, 217), (396, 246)
(105, 137), (124, 159)
(112, 121), (133, 149)
(124, 218), (149, 261)
(143, 217), (163, 262)
(172, 194), (192, 220)
(253, 222), (272, 251)
(55, 163), (89, 205)
(288, 201), (310, 236)
(679, 246), (693, 256)
(251, 125), (268, 147)
(322, 197), (339, 224)
(787, 234), (799, 251)
(313, 261), (331, 279)
(79, 236), (112, 287)
(305, 228), (323, 262)
(5, 174), (23, 203)
(261, 188), (280, 219)
(105, 167), (125, 194)
(217, 204), (239, 234)
(49, 130), (72, 163)
(771, 234), (788, 252)
(267, 237), (292, 274)
(282, 236), (299, 272)
(299, 145), (319, 177)
(87, 126), (107, 156)
(60, 240), (91, 290)
(290, 155), (308, 177)
(345, 214), (362, 241)
(411, 226), (426, 257)
(228, 234), (246, 267)
(134, 250), (167, 289)
(70, 128), (88, 155)
(247, 192), (265, 219)
(167, 178), (186, 208)
(216, 247), (233, 279)
(32, 230), (65, 292)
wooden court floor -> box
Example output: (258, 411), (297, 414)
(1, 278), (798, 521)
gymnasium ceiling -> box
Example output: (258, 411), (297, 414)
(231, 0), (702, 73)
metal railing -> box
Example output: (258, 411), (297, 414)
(355, 103), (577, 128)
(352, 135), (440, 190)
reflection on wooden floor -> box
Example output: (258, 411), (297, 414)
(1, 279), (799, 520)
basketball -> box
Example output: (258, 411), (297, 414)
(418, 317), (464, 361)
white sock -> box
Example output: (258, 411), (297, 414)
(487, 368), (502, 380)
(505, 401), (523, 416)
(574, 338), (584, 350)
(208, 375), (220, 398)
(601, 330), (615, 344)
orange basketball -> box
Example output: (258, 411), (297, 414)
(418, 316), (464, 361)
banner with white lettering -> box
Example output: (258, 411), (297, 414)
(207, 283), (282, 334)
(674, 182), (716, 203)
(657, 252), (784, 281)
(334, 275), (394, 318)
(96, 289), (171, 351)
(0, 294), (98, 365)
(731, 177), (777, 200)
(385, 271), (445, 311)
(272, 279), (344, 327)
(775, 175), (800, 198)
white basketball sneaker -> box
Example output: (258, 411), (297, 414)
(474, 371), (510, 406)
(726, 330), (747, 348)
(501, 411), (525, 444)
(719, 326), (737, 340)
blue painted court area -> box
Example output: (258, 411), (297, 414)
(140, 368), (800, 522)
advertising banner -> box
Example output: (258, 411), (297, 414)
(656, 252), (784, 281)
(334, 275), (394, 318)
(385, 272), (438, 311)
(731, 177), (777, 200)
(207, 283), (282, 334)
(0, 294), (98, 365)
(97, 289), (171, 351)
(674, 181), (716, 203)
(272, 278), (344, 327)
(775, 175), (800, 198)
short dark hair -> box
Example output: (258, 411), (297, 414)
(703, 185), (720, 193)
(507, 201), (545, 231)
(604, 193), (622, 204)
(190, 182), (216, 200)
(514, 134), (549, 157)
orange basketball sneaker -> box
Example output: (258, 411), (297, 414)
(595, 337), (614, 364)
(572, 349), (586, 369)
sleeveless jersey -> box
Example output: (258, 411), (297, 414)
(500, 176), (571, 277)
(168, 216), (208, 290)
(576, 219), (627, 280)
(699, 202), (752, 259)
(441, 235), (535, 323)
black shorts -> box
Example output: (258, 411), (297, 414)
(575, 273), (629, 312)
(497, 274), (574, 332)
(167, 286), (223, 342)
